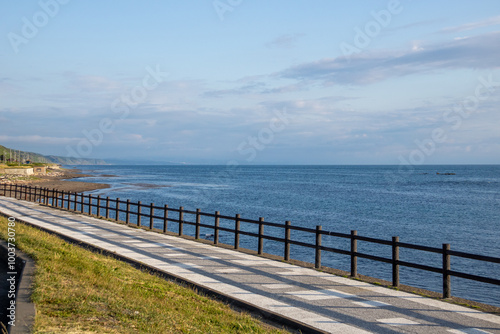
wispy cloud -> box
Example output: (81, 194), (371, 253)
(387, 19), (442, 32)
(440, 15), (500, 33)
(279, 32), (500, 85)
(63, 72), (123, 93)
(0, 135), (81, 145)
(266, 33), (304, 49)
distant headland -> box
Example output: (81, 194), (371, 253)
(0, 144), (108, 166)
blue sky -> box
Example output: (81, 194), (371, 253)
(1, 0), (500, 164)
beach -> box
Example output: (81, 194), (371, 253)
(0, 168), (110, 193)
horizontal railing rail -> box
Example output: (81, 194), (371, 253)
(1, 183), (499, 301)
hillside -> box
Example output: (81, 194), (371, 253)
(0, 145), (108, 165)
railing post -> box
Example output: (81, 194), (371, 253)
(163, 204), (168, 233)
(443, 243), (451, 298)
(80, 193), (84, 213)
(66, 191), (71, 210)
(88, 194), (92, 215)
(195, 209), (201, 239)
(126, 199), (131, 225)
(214, 211), (220, 245)
(351, 230), (358, 277)
(258, 217), (264, 255)
(149, 203), (154, 230)
(392, 236), (400, 287)
(234, 214), (240, 249)
(284, 221), (291, 261)
(73, 193), (77, 211)
(115, 198), (120, 221)
(137, 201), (142, 227)
(315, 225), (322, 269)
(106, 197), (110, 219)
(178, 206), (184, 236)
(97, 195), (101, 217)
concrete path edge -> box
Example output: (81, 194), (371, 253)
(1, 211), (327, 334)
(0, 231), (36, 334)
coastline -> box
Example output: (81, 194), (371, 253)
(1, 167), (110, 193)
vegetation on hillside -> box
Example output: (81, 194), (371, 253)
(0, 145), (108, 165)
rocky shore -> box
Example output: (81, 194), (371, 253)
(0, 168), (110, 193)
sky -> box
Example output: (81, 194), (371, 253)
(1, 0), (500, 165)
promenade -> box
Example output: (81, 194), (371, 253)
(1, 196), (499, 334)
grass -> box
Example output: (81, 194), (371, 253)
(0, 217), (288, 333)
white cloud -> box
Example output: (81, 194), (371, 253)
(0, 135), (80, 145)
(266, 33), (304, 49)
(279, 32), (500, 86)
(440, 15), (500, 33)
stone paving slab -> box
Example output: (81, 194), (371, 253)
(1, 197), (500, 334)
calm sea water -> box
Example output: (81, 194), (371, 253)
(73, 165), (500, 306)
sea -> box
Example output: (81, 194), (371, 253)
(71, 164), (500, 307)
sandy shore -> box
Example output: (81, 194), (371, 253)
(2, 168), (111, 193)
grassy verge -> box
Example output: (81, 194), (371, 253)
(0, 217), (288, 333)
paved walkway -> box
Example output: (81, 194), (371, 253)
(1, 197), (500, 334)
